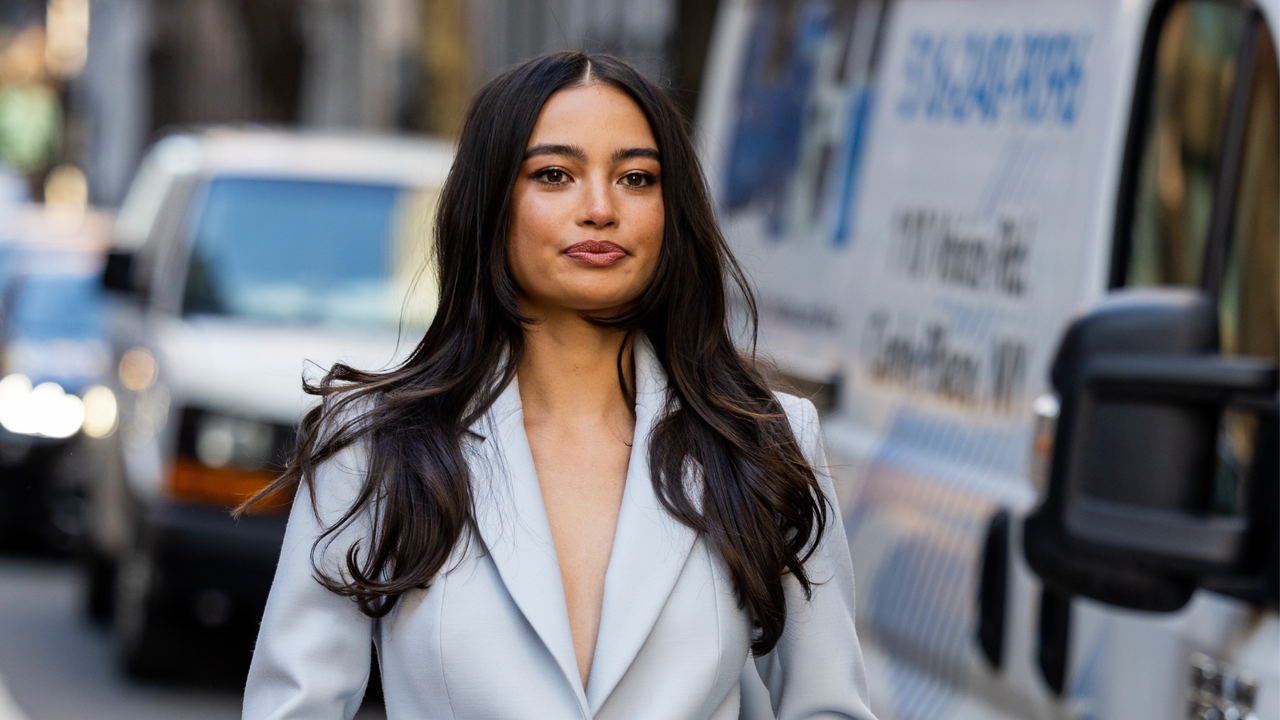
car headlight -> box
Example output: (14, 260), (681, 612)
(0, 374), (86, 439)
(81, 385), (119, 438)
(194, 413), (275, 469)
(170, 408), (291, 511)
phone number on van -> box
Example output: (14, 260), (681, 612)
(897, 30), (1091, 127)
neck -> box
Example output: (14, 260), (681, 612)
(516, 307), (635, 429)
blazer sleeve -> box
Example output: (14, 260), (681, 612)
(752, 395), (877, 720)
(242, 443), (376, 720)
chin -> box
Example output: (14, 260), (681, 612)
(554, 281), (645, 312)
(570, 298), (634, 315)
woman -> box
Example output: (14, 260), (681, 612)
(241, 52), (873, 720)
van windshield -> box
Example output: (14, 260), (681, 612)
(182, 177), (437, 329)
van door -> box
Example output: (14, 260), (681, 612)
(1059, 2), (1280, 717)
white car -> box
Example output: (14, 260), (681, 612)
(85, 128), (452, 678)
(698, 0), (1278, 718)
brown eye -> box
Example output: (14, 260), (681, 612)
(621, 172), (655, 188)
(535, 168), (569, 184)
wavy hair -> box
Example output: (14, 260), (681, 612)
(241, 51), (828, 655)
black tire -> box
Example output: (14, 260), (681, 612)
(115, 547), (182, 680)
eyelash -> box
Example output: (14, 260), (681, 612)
(530, 168), (659, 189)
(533, 168), (571, 185)
(620, 171), (657, 188)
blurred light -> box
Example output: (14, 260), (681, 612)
(119, 347), (157, 391)
(44, 164), (88, 210)
(1033, 392), (1061, 422)
(196, 419), (235, 468)
(0, 374), (87, 438)
(1029, 393), (1060, 501)
(81, 385), (117, 438)
(32, 382), (84, 437)
(0, 374), (34, 433)
(195, 414), (272, 469)
(45, 0), (89, 79)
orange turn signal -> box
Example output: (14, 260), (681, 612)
(170, 456), (292, 513)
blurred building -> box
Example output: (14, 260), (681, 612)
(69, 0), (719, 208)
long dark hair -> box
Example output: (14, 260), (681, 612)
(242, 51), (828, 655)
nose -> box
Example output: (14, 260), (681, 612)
(579, 175), (617, 228)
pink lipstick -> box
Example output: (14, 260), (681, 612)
(564, 240), (627, 267)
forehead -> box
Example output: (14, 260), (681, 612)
(527, 84), (656, 148)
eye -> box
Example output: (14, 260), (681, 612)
(533, 168), (570, 185)
(620, 171), (656, 188)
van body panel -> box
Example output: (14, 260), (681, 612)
(153, 316), (408, 427)
(699, 0), (1278, 717)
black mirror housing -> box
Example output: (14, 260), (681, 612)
(102, 249), (137, 294)
(1024, 289), (1278, 612)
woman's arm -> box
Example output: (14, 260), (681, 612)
(751, 395), (877, 720)
(242, 444), (376, 720)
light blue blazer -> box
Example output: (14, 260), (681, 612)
(242, 340), (875, 720)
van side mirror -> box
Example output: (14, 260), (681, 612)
(1024, 289), (1278, 612)
(102, 249), (137, 294)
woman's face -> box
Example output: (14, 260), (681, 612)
(508, 84), (664, 317)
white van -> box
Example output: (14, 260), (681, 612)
(697, 0), (1278, 718)
(85, 129), (452, 678)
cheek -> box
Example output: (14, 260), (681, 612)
(634, 198), (665, 275)
(641, 199), (664, 241)
(507, 192), (563, 284)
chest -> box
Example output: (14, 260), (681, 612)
(523, 419), (631, 530)
(523, 418), (631, 610)
(375, 536), (753, 719)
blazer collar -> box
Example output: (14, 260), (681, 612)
(467, 336), (699, 714)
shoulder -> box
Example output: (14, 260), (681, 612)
(772, 390), (820, 442)
(772, 390), (824, 470)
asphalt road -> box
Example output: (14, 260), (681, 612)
(0, 555), (386, 720)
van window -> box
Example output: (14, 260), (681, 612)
(1123, 0), (1248, 288)
(1219, 22), (1278, 361)
(1216, 22), (1277, 514)
(181, 177), (438, 329)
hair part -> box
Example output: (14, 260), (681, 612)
(240, 51), (828, 656)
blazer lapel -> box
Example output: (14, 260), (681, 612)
(586, 337), (698, 712)
(468, 378), (589, 714)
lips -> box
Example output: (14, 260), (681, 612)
(564, 240), (627, 267)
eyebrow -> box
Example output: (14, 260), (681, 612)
(522, 144), (661, 164)
(612, 147), (660, 164)
(524, 143), (586, 162)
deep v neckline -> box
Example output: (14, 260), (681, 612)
(522, 407), (633, 690)
(467, 336), (700, 715)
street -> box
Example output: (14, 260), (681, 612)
(0, 555), (384, 720)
